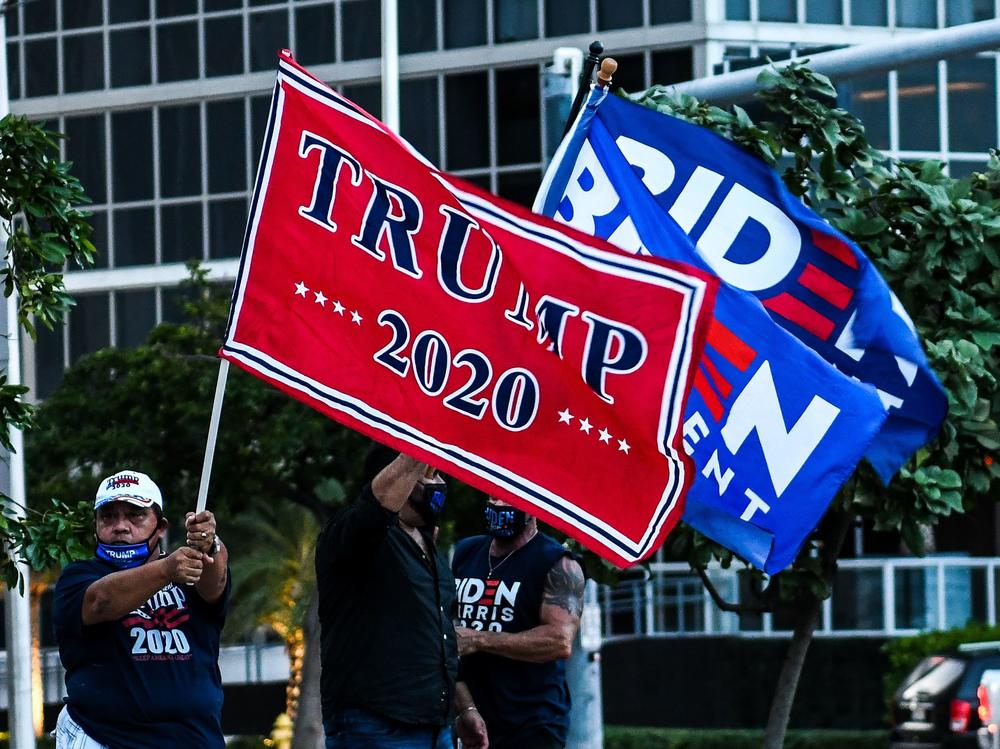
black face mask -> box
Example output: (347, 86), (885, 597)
(485, 505), (527, 539)
(411, 481), (447, 526)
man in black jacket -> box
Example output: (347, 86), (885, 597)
(316, 447), (488, 749)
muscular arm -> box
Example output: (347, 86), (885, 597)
(370, 454), (429, 512)
(81, 547), (204, 626)
(457, 556), (584, 663)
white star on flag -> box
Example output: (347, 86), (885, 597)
(617, 439), (631, 455)
(333, 301), (345, 315)
(314, 291), (327, 306)
(351, 310), (363, 325)
(294, 281), (309, 297)
(598, 428), (612, 444)
(558, 408), (573, 424)
(579, 418), (592, 434)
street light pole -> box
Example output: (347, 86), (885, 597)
(0, 11), (38, 748)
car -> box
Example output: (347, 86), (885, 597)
(891, 642), (1000, 749)
(975, 669), (1000, 749)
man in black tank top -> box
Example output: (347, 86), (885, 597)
(452, 497), (586, 749)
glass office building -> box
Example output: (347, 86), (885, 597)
(6, 0), (998, 402)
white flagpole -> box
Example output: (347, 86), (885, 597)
(0, 13), (38, 748)
(195, 360), (230, 514)
(381, 0), (400, 132)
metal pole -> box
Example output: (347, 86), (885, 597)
(381, 0), (400, 132)
(0, 13), (38, 747)
(566, 580), (603, 749)
(194, 360), (230, 514)
(562, 40), (604, 138)
(674, 17), (1000, 105)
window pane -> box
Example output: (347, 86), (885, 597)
(400, 78), (440, 165)
(807, 0), (842, 23)
(157, 22), (199, 82)
(207, 99), (247, 193)
(25, 39), (57, 98)
(111, 27), (152, 88)
(87, 211), (109, 269)
(162, 286), (192, 324)
(156, 0), (198, 17)
(113, 206), (155, 266)
(839, 74), (890, 151)
(759, 0), (797, 21)
(161, 203), (204, 263)
(851, 0), (887, 25)
(24, 0), (56, 33)
(898, 64), (940, 151)
(949, 57), (997, 152)
(340, 0), (382, 60)
(497, 170), (541, 208)
(400, 0), (436, 53)
(496, 66), (540, 166)
(831, 568), (884, 630)
(342, 0), (380, 60)
(445, 0), (486, 48)
(208, 198), (248, 258)
(7, 43), (20, 100)
(897, 0), (937, 27)
(598, 0), (642, 30)
(895, 567), (938, 629)
(611, 52), (644, 94)
(111, 0), (150, 23)
(947, 0), (994, 26)
(63, 33), (104, 93)
(115, 289), (157, 348)
(250, 10), (289, 71)
(546, 0), (589, 35)
(295, 4), (336, 66)
(62, 0), (102, 29)
(69, 294), (110, 363)
(112, 110), (154, 201)
(495, 0), (538, 43)
(652, 48), (693, 86)
(652, 0), (693, 23)
(159, 104), (202, 197)
(342, 83), (381, 119)
(950, 160), (987, 178)
(6, 1), (18, 35)
(445, 72), (488, 170)
(205, 16), (244, 77)
(726, 0), (750, 20)
(204, 0), (241, 10)
(64, 115), (107, 204)
(251, 94), (271, 165)
(35, 320), (65, 398)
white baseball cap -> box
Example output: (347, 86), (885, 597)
(95, 470), (163, 513)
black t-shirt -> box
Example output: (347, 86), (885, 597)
(52, 557), (230, 749)
(315, 484), (459, 727)
(452, 533), (572, 749)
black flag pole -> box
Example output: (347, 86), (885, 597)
(562, 40), (604, 138)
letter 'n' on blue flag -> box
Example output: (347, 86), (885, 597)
(535, 88), (910, 573)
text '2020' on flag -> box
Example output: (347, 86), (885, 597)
(220, 53), (719, 567)
(536, 88), (904, 573)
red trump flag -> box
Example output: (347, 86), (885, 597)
(221, 53), (718, 566)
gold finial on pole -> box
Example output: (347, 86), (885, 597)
(596, 58), (618, 90)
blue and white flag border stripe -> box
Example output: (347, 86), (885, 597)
(222, 58), (713, 563)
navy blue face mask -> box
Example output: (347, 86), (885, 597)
(485, 505), (527, 539)
(95, 526), (160, 569)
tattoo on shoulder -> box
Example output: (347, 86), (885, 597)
(542, 556), (585, 617)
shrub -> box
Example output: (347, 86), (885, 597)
(604, 726), (887, 749)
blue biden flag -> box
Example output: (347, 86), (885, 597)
(535, 89), (894, 572)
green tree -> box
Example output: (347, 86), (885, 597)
(633, 62), (998, 748)
(0, 115), (94, 585)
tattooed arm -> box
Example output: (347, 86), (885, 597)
(455, 556), (584, 663)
